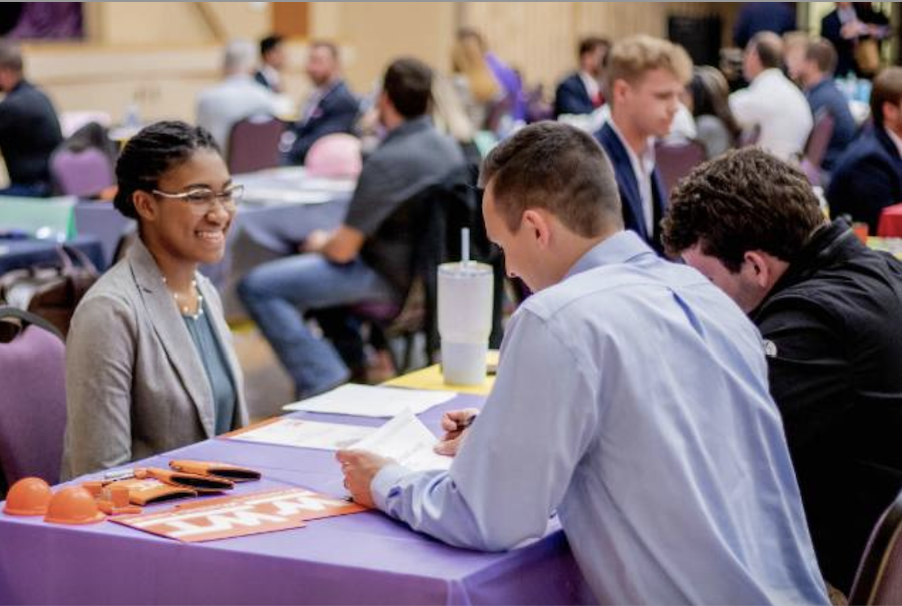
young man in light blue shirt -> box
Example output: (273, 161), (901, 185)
(338, 122), (829, 605)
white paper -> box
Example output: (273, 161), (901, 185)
(282, 384), (455, 418)
(349, 409), (452, 472)
(227, 418), (375, 451)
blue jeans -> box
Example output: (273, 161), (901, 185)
(238, 254), (397, 398)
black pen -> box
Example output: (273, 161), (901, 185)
(458, 414), (478, 430)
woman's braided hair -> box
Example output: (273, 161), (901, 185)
(113, 121), (220, 219)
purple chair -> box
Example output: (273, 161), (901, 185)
(655, 139), (707, 194)
(849, 488), (902, 605)
(228, 115), (285, 175)
(800, 110), (835, 186)
(49, 148), (115, 197)
(0, 307), (66, 495)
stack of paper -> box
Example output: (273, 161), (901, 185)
(227, 418), (375, 451)
(349, 410), (452, 472)
(283, 384), (455, 418)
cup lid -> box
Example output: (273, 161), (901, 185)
(438, 261), (493, 277)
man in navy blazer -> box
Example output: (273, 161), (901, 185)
(553, 37), (609, 118)
(284, 41), (359, 165)
(594, 36), (692, 254)
(828, 67), (902, 234)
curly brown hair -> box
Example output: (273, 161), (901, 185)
(661, 148), (824, 272)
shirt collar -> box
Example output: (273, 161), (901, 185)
(753, 68), (784, 87)
(565, 231), (655, 279)
(838, 6), (857, 23)
(382, 115), (432, 144)
(578, 71), (599, 95)
(885, 127), (902, 159)
(806, 77), (830, 95)
(608, 118), (656, 171)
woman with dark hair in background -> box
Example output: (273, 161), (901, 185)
(62, 120), (248, 479)
(687, 66), (742, 159)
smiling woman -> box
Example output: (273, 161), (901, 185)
(61, 121), (249, 480)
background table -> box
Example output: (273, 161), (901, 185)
(0, 394), (590, 605)
(0, 235), (105, 275)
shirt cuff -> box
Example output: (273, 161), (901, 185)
(371, 463), (412, 512)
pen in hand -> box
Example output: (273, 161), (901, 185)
(457, 414), (477, 430)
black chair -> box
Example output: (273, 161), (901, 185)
(350, 166), (478, 371)
(848, 487), (902, 605)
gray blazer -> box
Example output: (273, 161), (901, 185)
(62, 238), (248, 479)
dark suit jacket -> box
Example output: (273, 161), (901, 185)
(821, 7), (889, 78)
(553, 73), (595, 117)
(733, 2), (796, 49)
(595, 122), (668, 253)
(827, 126), (902, 234)
(284, 80), (359, 165)
(821, 11), (856, 78)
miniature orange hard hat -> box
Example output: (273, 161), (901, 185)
(44, 486), (106, 525)
(3, 477), (53, 516)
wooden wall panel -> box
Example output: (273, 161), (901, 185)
(463, 2), (729, 89)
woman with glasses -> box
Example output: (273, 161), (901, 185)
(62, 120), (249, 479)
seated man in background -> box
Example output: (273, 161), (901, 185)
(798, 37), (857, 173)
(254, 34), (286, 93)
(338, 122), (828, 605)
(730, 32), (813, 161)
(595, 35), (691, 254)
(828, 67), (902, 235)
(553, 36), (609, 118)
(662, 148), (902, 595)
(283, 41), (359, 165)
(196, 39), (279, 155)
(240, 58), (464, 398)
(0, 40), (62, 197)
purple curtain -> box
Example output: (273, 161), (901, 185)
(8, 2), (83, 40)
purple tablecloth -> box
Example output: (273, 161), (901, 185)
(0, 394), (590, 605)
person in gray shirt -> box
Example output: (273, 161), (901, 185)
(239, 58), (464, 398)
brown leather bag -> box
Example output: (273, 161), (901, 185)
(854, 38), (880, 76)
(0, 245), (98, 337)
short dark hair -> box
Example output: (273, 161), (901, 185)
(871, 66), (902, 129)
(114, 121), (221, 220)
(805, 38), (838, 75)
(260, 35), (283, 58)
(310, 40), (339, 60)
(0, 40), (23, 73)
(383, 57), (433, 119)
(750, 32), (783, 70)
(479, 121), (622, 237)
(579, 36), (610, 58)
(662, 148), (824, 272)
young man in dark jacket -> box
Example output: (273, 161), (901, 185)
(663, 147), (902, 596)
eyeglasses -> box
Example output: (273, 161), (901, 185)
(151, 184), (244, 215)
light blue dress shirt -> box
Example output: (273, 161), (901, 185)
(372, 231), (828, 605)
